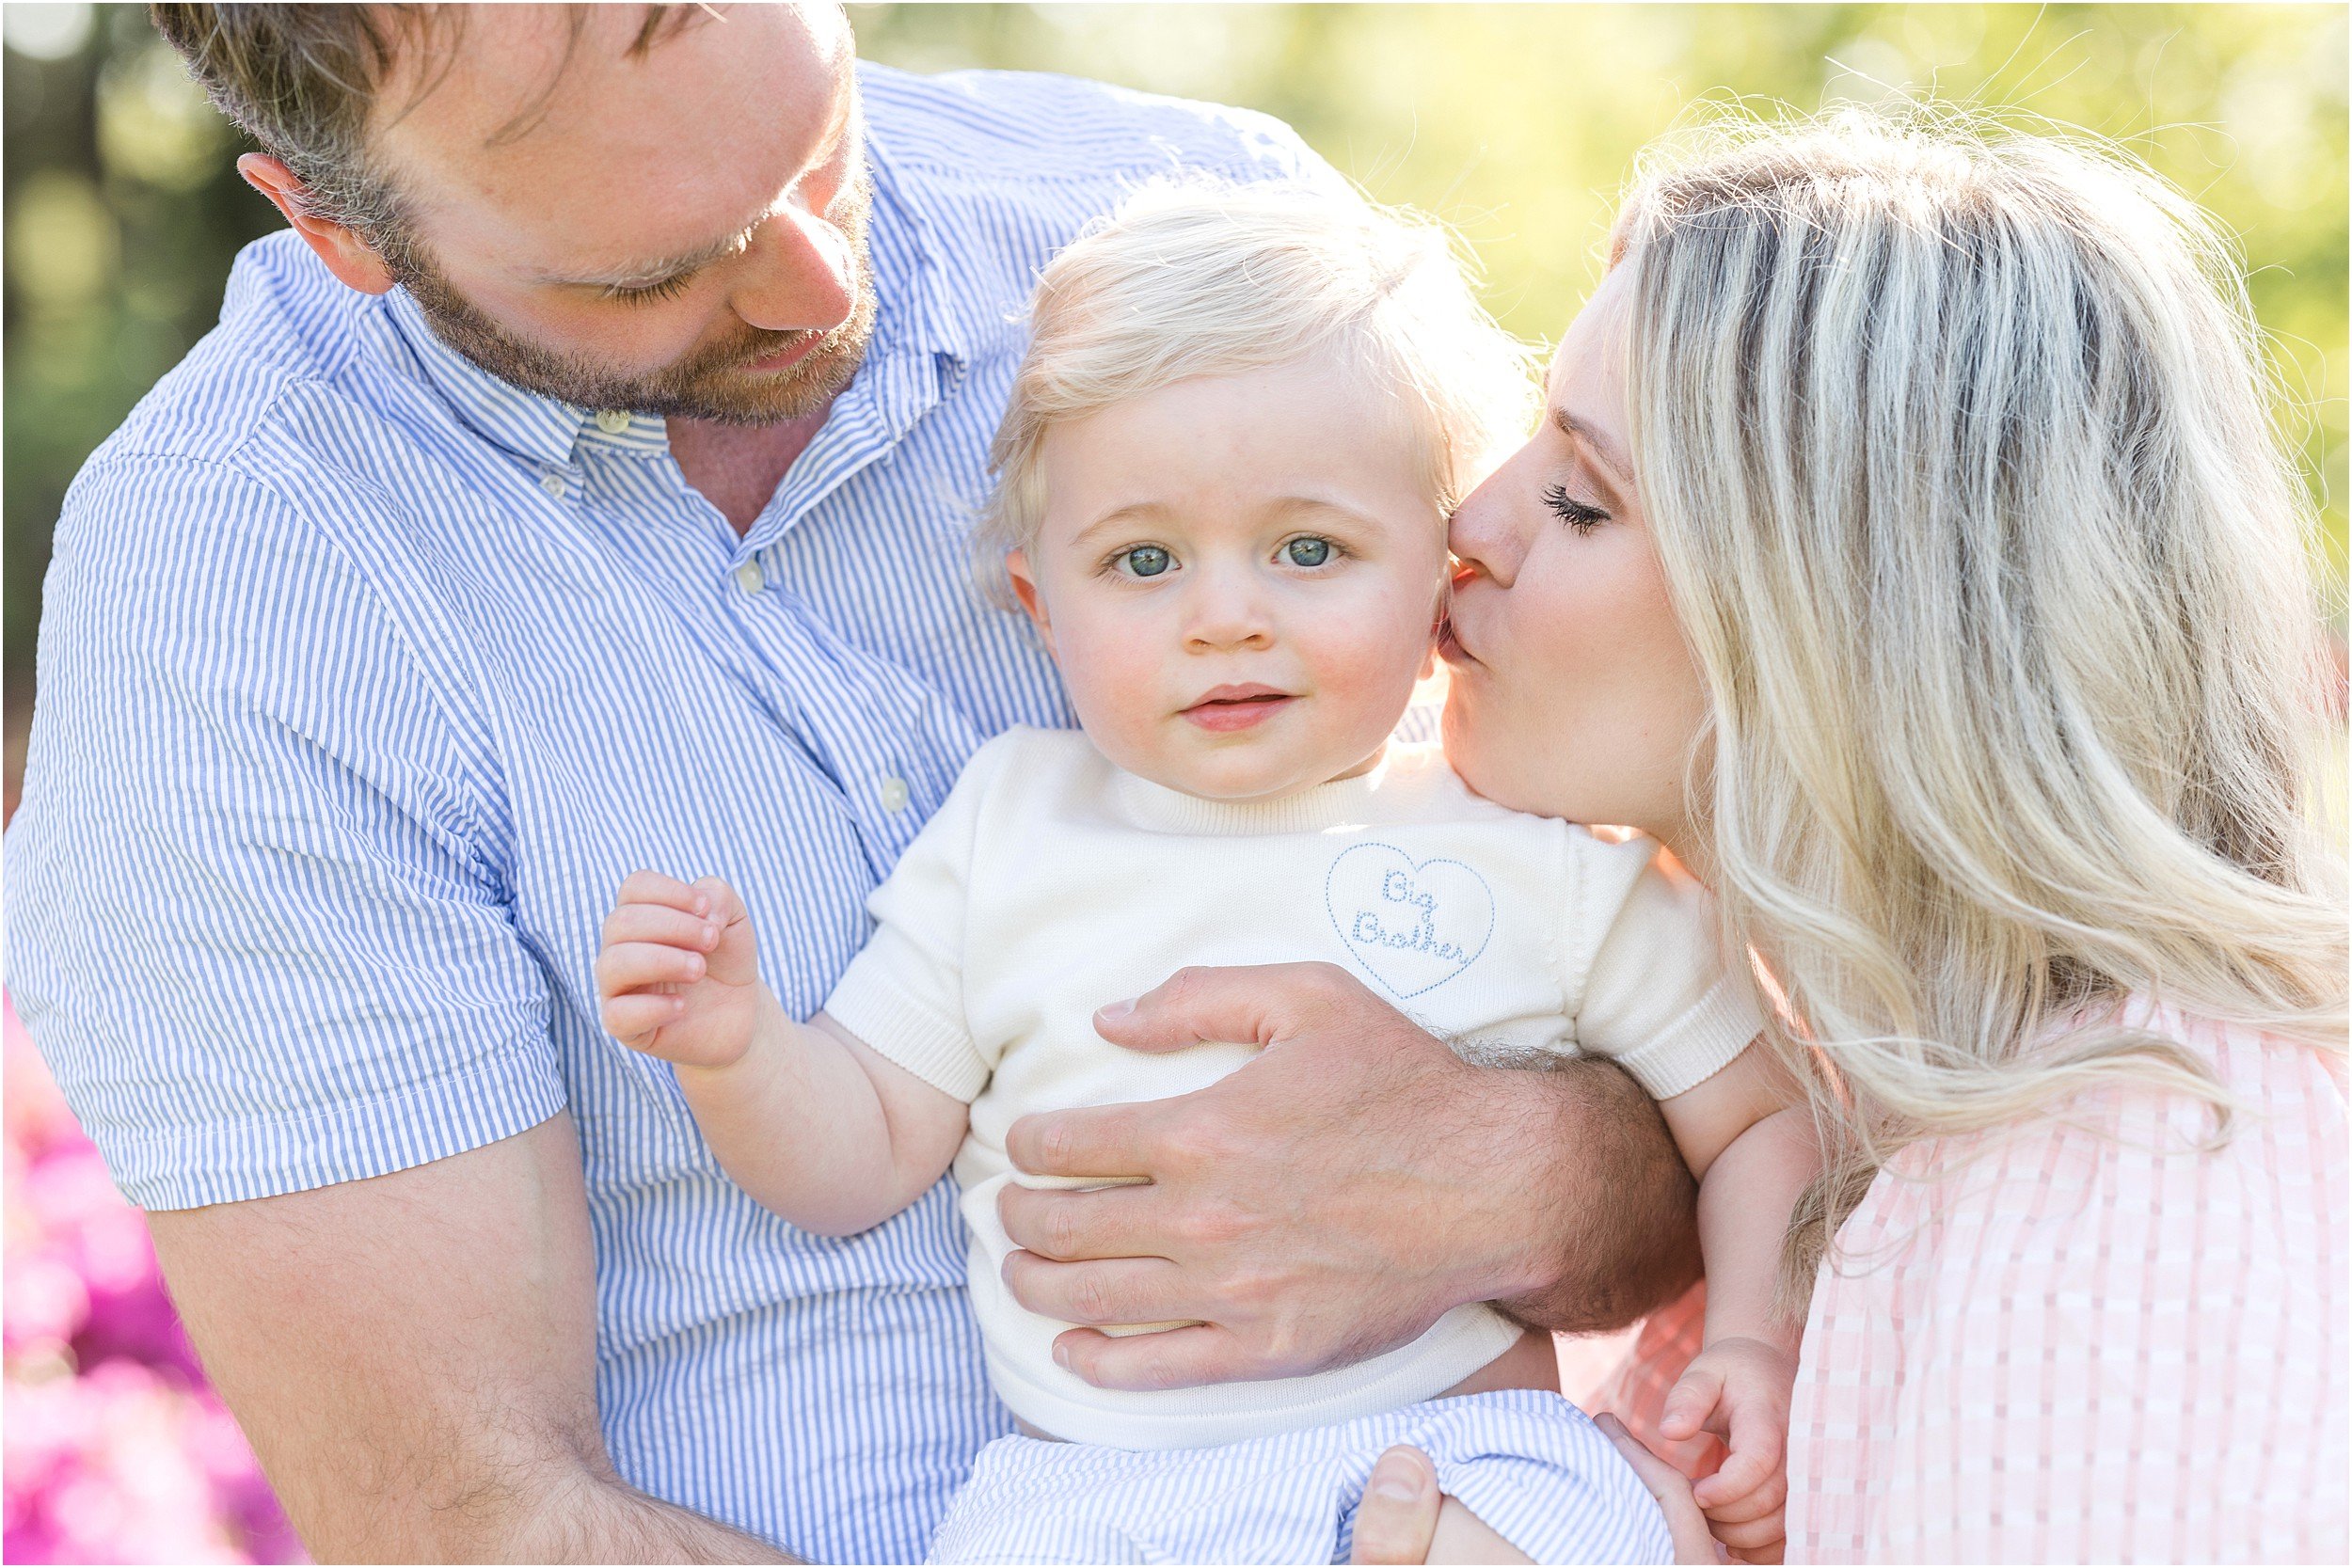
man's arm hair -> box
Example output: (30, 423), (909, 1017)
(1487, 1054), (1705, 1334)
(146, 1114), (792, 1564)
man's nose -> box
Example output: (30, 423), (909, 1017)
(728, 203), (856, 336)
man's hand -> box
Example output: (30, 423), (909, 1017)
(146, 1116), (790, 1562)
(994, 962), (1703, 1391)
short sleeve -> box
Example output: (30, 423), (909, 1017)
(820, 736), (1017, 1103)
(1198, 101), (1354, 195)
(1570, 833), (1763, 1100)
(5, 456), (563, 1211)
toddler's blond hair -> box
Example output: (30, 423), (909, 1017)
(976, 179), (1536, 602)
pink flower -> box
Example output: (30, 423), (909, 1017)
(5, 997), (306, 1563)
(1, 1254), (87, 1358)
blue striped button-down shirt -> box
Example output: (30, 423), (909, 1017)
(8, 62), (1330, 1560)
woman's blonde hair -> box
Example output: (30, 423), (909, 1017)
(1611, 107), (2348, 1303)
(975, 179), (1535, 603)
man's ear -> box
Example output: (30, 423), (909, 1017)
(1005, 548), (1057, 657)
(238, 153), (398, 296)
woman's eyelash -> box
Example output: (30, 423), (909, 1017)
(1542, 483), (1610, 533)
(603, 273), (697, 307)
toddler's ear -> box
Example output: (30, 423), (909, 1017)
(1006, 549), (1057, 657)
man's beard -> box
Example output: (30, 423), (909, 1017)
(385, 172), (880, 426)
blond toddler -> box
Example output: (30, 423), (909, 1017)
(596, 182), (1813, 1564)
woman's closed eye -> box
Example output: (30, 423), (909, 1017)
(1542, 483), (1611, 534)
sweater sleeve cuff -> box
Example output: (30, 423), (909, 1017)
(1609, 973), (1767, 1101)
(821, 959), (990, 1103)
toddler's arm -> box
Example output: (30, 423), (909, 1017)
(1653, 1046), (1820, 1556)
(596, 871), (968, 1236)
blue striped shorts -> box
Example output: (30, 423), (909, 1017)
(925, 1388), (1672, 1564)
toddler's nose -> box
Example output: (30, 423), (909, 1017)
(1183, 592), (1275, 654)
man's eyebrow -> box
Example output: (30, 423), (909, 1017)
(537, 90), (858, 291)
(1551, 407), (1634, 487)
(544, 227), (755, 291)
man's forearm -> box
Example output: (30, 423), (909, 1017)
(517, 1465), (795, 1564)
(262, 1400), (795, 1564)
(147, 1119), (801, 1568)
(1488, 1056), (1704, 1335)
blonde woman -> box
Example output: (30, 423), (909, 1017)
(1060, 109), (2346, 1563)
(1440, 105), (2352, 1562)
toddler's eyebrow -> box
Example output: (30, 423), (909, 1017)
(1069, 495), (1386, 550)
(1070, 502), (1173, 551)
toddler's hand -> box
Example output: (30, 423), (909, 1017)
(595, 871), (768, 1069)
(1659, 1335), (1795, 1563)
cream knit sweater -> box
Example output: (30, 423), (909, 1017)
(824, 726), (1761, 1449)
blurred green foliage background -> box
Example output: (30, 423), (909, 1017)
(5, 3), (2346, 792)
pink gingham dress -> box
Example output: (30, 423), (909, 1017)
(1583, 1003), (2348, 1563)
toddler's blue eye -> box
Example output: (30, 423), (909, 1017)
(1284, 536), (1332, 567)
(1122, 545), (1172, 578)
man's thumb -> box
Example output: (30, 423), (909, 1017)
(1350, 1446), (1441, 1564)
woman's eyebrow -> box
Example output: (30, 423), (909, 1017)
(1551, 407), (1634, 487)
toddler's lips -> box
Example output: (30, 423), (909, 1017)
(1182, 688), (1294, 733)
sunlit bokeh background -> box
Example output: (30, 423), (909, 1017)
(3, 5), (2344, 1561)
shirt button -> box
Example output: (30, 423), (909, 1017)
(731, 561), (764, 595)
(877, 775), (910, 814)
(541, 471), (567, 499)
(595, 409), (632, 435)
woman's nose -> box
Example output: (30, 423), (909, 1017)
(1446, 480), (1525, 589)
(727, 203), (857, 336)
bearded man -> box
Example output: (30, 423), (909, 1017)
(7, 6), (1702, 1559)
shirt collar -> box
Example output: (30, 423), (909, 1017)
(859, 66), (968, 371)
(380, 287), (605, 469)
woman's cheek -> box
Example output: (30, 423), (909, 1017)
(1488, 587), (1597, 812)
(1445, 682), (1544, 814)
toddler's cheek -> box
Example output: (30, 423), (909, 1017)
(1312, 627), (1429, 738)
(1067, 679), (1158, 767)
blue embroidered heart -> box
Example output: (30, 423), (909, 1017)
(1325, 842), (1495, 999)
